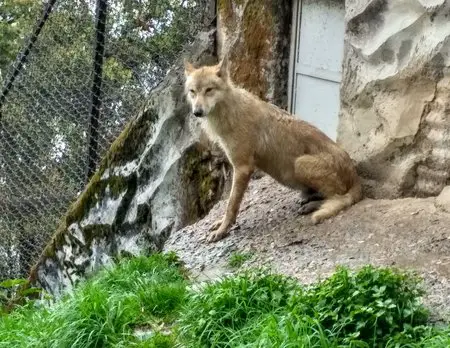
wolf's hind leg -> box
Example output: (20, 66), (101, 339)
(294, 154), (346, 197)
(294, 154), (353, 224)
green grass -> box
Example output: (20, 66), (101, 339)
(0, 252), (188, 348)
(1, 254), (449, 348)
(228, 252), (253, 269)
(178, 270), (299, 346)
(177, 266), (448, 348)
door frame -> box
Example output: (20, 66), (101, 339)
(287, 0), (301, 114)
(287, 0), (345, 116)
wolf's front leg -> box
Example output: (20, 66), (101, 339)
(207, 164), (253, 242)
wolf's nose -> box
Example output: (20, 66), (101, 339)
(193, 109), (204, 117)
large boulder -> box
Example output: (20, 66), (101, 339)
(339, 0), (450, 198)
(217, 0), (292, 108)
(28, 29), (229, 297)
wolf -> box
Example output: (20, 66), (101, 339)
(184, 56), (362, 242)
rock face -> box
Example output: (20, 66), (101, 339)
(217, 0), (292, 108)
(339, 0), (450, 199)
(436, 185), (450, 212)
(29, 29), (229, 297)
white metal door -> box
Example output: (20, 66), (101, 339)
(289, 0), (345, 141)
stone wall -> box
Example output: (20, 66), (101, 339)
(217, 0), (292, 108)
(339, 0), (450, 198)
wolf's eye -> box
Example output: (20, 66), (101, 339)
(189, 89), (195, 94)
(205, 87), (213, 94)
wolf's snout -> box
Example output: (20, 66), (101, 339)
(193, 108), (204, 117)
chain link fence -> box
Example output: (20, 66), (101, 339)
(0, 0), (214, 280)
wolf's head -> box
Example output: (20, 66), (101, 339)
(184, 56), (230, 118)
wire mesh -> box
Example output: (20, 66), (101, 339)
(0, 0), (213, 280)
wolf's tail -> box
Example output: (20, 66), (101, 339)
(311, 182), (362, 224)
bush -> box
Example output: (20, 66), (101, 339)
(178, 266), (439, 348)
(1, 254), (448, 348)
(293, 265), (429, 346)
(178, 269), (301, 346)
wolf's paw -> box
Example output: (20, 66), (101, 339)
(207, 229), (229, 243)
(298, 201), (322, 215)
(209, 218), (224, 231)
(311, 213), (326, 225)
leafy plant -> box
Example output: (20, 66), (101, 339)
(178, 266), (438, 348)
(228, 252), (253, 269)
(137, 332), (176, 348)
(292, 266), (429, 346)
(0, 278), (42, 314)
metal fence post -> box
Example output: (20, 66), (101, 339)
(86, 0), (108, 182)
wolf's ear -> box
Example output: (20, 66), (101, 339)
(216, 54), (229, 79)
(184, 59), (195, 77)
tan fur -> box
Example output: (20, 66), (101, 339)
(184, 57), (362, 242)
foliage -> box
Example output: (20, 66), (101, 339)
(179, 266), (445, 348)
(122, 332), (177, 348)
(0, 255), (449, 348)
(0, 0), (41, 82)
(294, 265), (430, 346)
(0, 253), (188, 347)
(0, 278), (42, 314)
(228, 251), (253, 269)
(179, 269), (300, 346)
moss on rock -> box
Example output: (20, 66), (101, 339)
(65, 174), (129, 226)
(61, 106), (158, 228)
(28, 107), (158, 283)
(40, 222), (67, 260)
(217, 0), (245, 22)
(82, 225), (113, 249)
(218, 0), (274, 100)
(180, 144), (227, 224)
(105, 108), (158, 167)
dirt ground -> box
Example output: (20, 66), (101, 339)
(164, 175), (450, 323)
